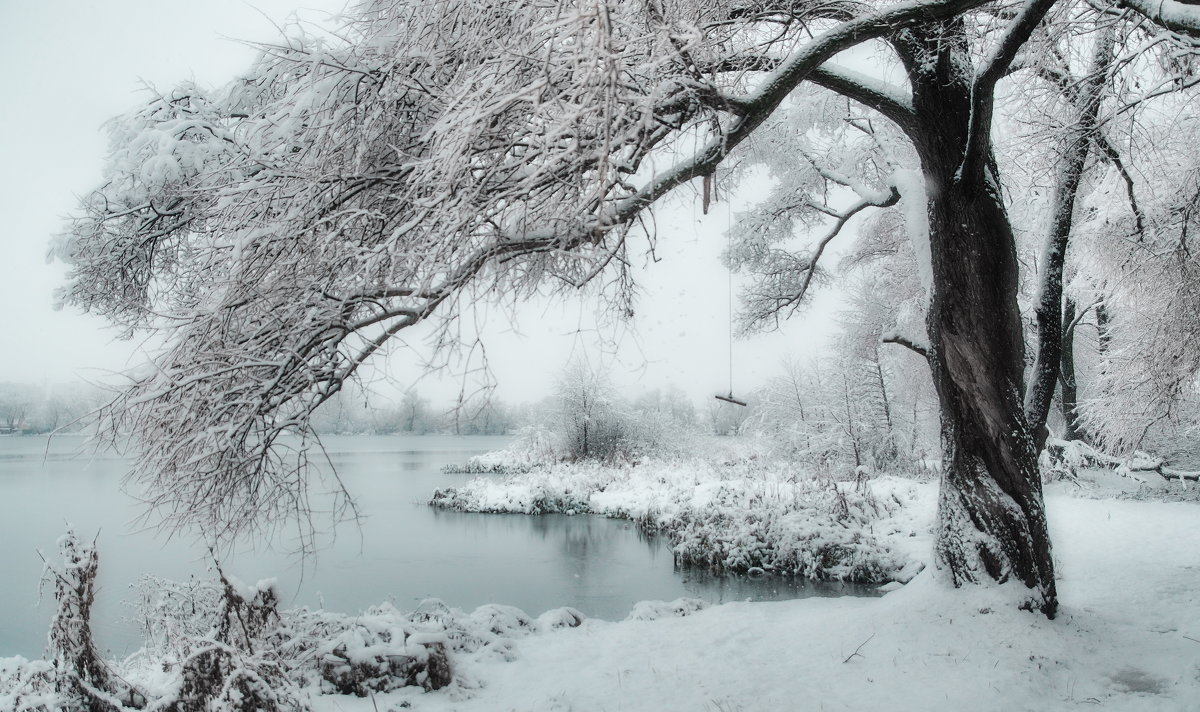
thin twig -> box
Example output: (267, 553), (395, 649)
(843, 632), (876, 663)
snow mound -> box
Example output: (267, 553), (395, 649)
(537, 607), (586, 629)
(625, 598), (708, 621)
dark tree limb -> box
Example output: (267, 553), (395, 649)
(1024, 25), (1114, 450)
(959, 0), (1060, 183)
(808, 65), (918, 134)
(1092, 132), (1147, 238)
(881, 332), (930, 359)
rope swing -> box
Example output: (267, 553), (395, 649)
(707, 174), (747, 408)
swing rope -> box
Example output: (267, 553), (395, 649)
(714, 178), (747, 407)
(727, 202), (734, 396)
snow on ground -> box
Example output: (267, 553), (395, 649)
(336, 474), (1200, 712)
(7, 465), (1198, 711)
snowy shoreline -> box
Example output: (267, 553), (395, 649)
(392, 475), (1200, 711)
(6, 463), (1198, 711)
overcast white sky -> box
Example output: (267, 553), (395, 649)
(0, 1), (844, 406)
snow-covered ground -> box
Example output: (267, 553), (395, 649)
(358, 471), (1200, 711)
(6, 466), (1199, 711)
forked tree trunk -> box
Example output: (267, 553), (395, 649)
(903, 23), (1057, 616)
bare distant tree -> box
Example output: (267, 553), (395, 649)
(0, 382), (38, 432)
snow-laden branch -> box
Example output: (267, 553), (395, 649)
(808, 65), (918, 135)
(606, 0), (995, 229)
(1119, 0), (1200, 38)
(881, 331), (930, 358)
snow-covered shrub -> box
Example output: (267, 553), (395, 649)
(20, 535), (607, 710)
(0, 657), (58, 712)
(128, 573), (225, 658)
(442, 427), (557, 474)
(43, 530), (148, 710)
(168, 640), (306, 712)
(545, 363), (701, 463)
(550, 361), (631, 462)
(148, 573), (307, 712)
(300, 607), (451, 696)
(662, 479), (907, 580)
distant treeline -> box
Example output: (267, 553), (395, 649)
(0, 381), (108, 434)
(306, 372), (730, 440)
(308, 387), (517, 435)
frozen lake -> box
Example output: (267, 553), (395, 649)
(0, 434), (872, 658)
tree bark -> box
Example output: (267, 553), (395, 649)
(902, 23), (1057, 616)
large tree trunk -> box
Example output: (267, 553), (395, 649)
(903, 23), (1057, 616)
(925, 180), (1057, 616)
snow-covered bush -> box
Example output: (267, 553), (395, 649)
(445, 385), (703, 474)
(16, 533), (605, 711)
(442, 427), (557, 474)
(542, 363), (702, 463)
(296, 604), (452, 696)
(0, 657), (57, 712)
(43, 531), (147, 710)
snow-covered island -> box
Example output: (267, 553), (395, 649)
(432, 453), (928, 584)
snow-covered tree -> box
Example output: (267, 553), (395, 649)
(551, 361), (633, 460)
(1073, 103), (1200, 454)
(56, 0), (1200, 614)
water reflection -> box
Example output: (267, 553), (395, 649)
(0, 434), (878, 661)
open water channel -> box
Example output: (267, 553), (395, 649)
(0, 434), (870, 658)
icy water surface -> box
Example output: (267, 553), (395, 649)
(0, 434), (874, 658)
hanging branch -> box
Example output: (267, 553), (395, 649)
(741, 185), (901, 328)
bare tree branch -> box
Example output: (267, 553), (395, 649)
(881, 332), (930, 359)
